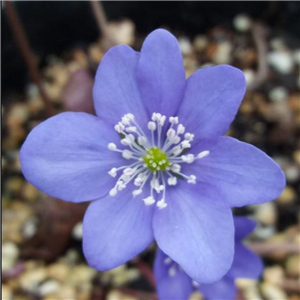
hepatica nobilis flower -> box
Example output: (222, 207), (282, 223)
(154, 217), (263, 300)
(20, 29), (285, 283)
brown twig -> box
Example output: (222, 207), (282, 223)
(4, 1), (54, 115)
(136, 260), (156, 289)
(248, 242), (300, 256)
(89, 1), (114, 49)
(248, 22), (269, 90)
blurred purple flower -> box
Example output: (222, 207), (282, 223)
(20, 29), (284, 283)
(154, 217), (263, 300)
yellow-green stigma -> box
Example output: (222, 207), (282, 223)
(143, 147), (170, 172)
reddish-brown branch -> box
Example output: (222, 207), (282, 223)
(135, 260), (156, 289)
(89, 1), (114, 49)
(248, 242), (300, 255)
(248, 22), (269, 90)
(4, 1), (53, 115)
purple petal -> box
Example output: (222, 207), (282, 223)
(153, 182), (234, 284)
(178, 65), (246, 140)
(20, 112), (124, 202)
(189, 137), (285, 207)
(83, 187), (154, 270)
(93, 45), (148, 128)
(199, 277), (237, 300)
(227, 243), (263, 280)
(234, 217), (257, 240)
(137, 29), (186, 118)
(154, 249), (193, 300)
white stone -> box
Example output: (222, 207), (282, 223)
(193, 35), (208, 51)
(2, 242), (19, 271)
(212, 41), (232, 65)
(178, 37), (193, 56)
(243, 69), (256, 87)
(38, 280), (60, 296)
(233, 14), (252, 32)
(268, 51), (294, 74)
(268, 86), (288, 102)
(72, 222), (83, 240)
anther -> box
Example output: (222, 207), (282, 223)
(108, 143), (117, 150)
(148, 121), (157, 131)
(187, 175), (196, 184)
(168, 177), (177, 186)
(143, 196), (155, 206)
(197, 150), (210, 159)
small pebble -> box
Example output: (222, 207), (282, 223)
(278, 186), (297, 204)
(2, 285), (13, 300)
(212, 41), (232, 64)
(253, 202), (277, 225)
(108, 19), (135, 46)
(285, 165), (300, 183)
(178, 37), (193, 56)
(286, 255), (300, 277)
(193, 35), (208, 52)
(268, 51), (294, 74)
(38, 280), (60, 297)
(19, 268), (47, 292)
(72, 222), (83, 240)
(2, 242), (19, 272)
(233, 14), (252, 32)
(47, 262), (70, 282)
(261, 282), (287, 300)
(243, 69), (256, 87)
(269, 86), (289, 102)
(263, 265), (285, 286)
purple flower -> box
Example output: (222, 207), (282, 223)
(20, 29), (284, 283)
(154, 217), (263, 300)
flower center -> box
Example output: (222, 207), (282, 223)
(107, 113), (210, 209)
(142, 147), (170, 172)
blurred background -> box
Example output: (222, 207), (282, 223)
(2, 1), (300, 300)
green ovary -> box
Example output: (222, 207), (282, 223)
(142, 147), (170, 172)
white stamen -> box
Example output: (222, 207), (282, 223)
(197, 150), (210, 159)
(164, 257), (172, 265)
(148, 121), (157, 131)
(109, 188), (117, 196)
(168, 177), (177, 185)
(170, 164), (181, 173)
(108, 143), (117, 150)
(184, 133), (194, 141)
(187, 175), (196, 184)
(143, 196), (155, 206)
(126, 126), (137, 133)
(133, 189), (142, 196)
(108, 112), (205, 209)
(177, 124), (185, 134)
(122, 150), (133, 160)
(168, 266), (176, 277)
(169, 116), (179, 124)
(108, 168), (117, 177)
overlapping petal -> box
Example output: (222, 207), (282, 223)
(199, 277), (237, 300)
(137, 29), (186, 118)
(83, 187), (154, 271)
(188, 137), (285, 207)
(178, 65), (246, 141)
(153, 182), (234, 284)
(154, 249), (193, 300)
(227, 243), (263, 279)
(20, 112), (124, 202)
(93, 45), (148, 129)
(234, 217), (257, 240)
